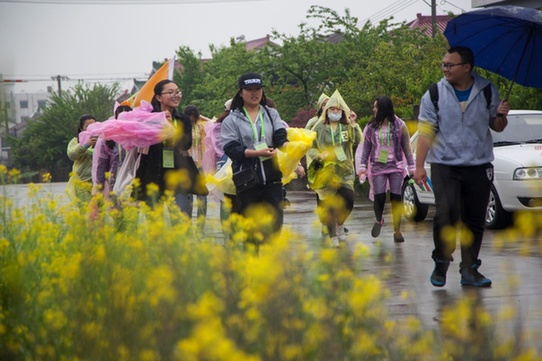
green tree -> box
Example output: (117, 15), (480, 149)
(10, 83), (119, 182)
(256, 6), (368, 121)
(193, 40), (262, 118)
(173, 46), (205, 112)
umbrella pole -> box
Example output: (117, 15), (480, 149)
(504, 28), (533, 101)
(505, 81), (515, 101)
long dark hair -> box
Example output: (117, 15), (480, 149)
(230, 89), (268, 112)
(77, 114), (95, 136)
(215, 110), (230, 123)
(114, 105), (132, 119)
(370, 96), (396, 130)
(183, 105), (200, 120)
(151, 79), (176, 112)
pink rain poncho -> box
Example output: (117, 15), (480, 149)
(78, 101), (176, 150)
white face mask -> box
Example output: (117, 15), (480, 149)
(328, 111), (342, 122)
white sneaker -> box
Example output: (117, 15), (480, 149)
(336, 224), (347, 242)
(330, 236), (340, 248)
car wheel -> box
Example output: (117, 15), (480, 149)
(402, 181), (428, 222)
(485, 185), (512, 229)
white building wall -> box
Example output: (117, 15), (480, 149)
(0, 84), (51, 165)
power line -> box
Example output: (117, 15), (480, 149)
(0, 0), (263, 4)
(437, 0), (467, 13)
(362, 0), (419, 24)
(422, 0), (467, 15)
(3, 73), (149, 83)
(373, 0), (419, 23)
(5, 72), (148, 77)
(368, 0), (416, 21)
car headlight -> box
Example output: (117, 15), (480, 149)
(513, 167), (542, 180)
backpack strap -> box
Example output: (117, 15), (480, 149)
(429, 82), (491, 114)
(482, 83), (492, 109)
(429, 83), (439, 117)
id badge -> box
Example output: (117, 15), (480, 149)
(341, 130), (349, 143)
(163, 147), (174, 168)
(334, 146), (347, 162)
(255, 141), (271, 161)
(377, 149), (389, 163)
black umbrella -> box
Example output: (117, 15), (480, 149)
(444, 5), (542, 99)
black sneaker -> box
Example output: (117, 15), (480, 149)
(430, 259), (450, 287)
(371, 220), (383, 238)
(460, 263), (492, 287)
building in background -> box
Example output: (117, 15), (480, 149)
(0, 76), (51, 165)
(407, 13), (452, 36)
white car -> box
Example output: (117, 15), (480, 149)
(402, 110), (542, 229)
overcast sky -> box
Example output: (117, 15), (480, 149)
(0, 0), (473, 94)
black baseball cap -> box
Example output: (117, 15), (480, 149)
(238, 72), (264, 89)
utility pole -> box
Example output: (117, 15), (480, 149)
(431, 0), (437, 38)
(52, 75), (69, 96)
(0, 74), (7, 136)
(0, 74), (9, 164)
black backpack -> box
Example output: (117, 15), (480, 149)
(429, 83), (492, 116)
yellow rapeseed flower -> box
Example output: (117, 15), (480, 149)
(319, 249), (337, 264)
(92, 244), (106, 263)
(8, 168), (21, 183)
(42, 172), (52, 183)
(43, 308), (68, 331)
(139, 349), (160, 361)
(0, 238), (9, 253)
(145, 182), (160, 199)
(82, 321), (101, 339)
(145, 265), (175, 306)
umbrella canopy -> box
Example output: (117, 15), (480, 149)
(444, 5), (542, 97)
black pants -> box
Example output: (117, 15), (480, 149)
(236, 181), (284, 239)
(431, 163), (493, 268)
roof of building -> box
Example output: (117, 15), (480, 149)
(325, 32), (345, 44)
(245, 34), (277, 50)
(406, 13), (452, 36)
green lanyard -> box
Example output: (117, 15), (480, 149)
(193, 123), (198, 147)
(331, 123), (343, 146)
(379, 125), (390, 146)
(243, 106), (265, 142)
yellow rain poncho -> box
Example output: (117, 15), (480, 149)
(278, 127), (316, 184)
(305, 93), (330, 131)
(306, 89), (363, 199)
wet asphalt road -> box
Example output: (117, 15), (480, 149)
(6, 183), (542, 351)
(283, 190), (542, 352)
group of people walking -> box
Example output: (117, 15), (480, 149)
(67, 45), (511, 288)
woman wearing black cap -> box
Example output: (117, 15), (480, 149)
(221, 72), (289, 246)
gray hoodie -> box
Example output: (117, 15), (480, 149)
(221, 105), (287, 184)
(418, 71), (500, 166)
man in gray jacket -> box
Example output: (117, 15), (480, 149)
(414, 46), (510, 287)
